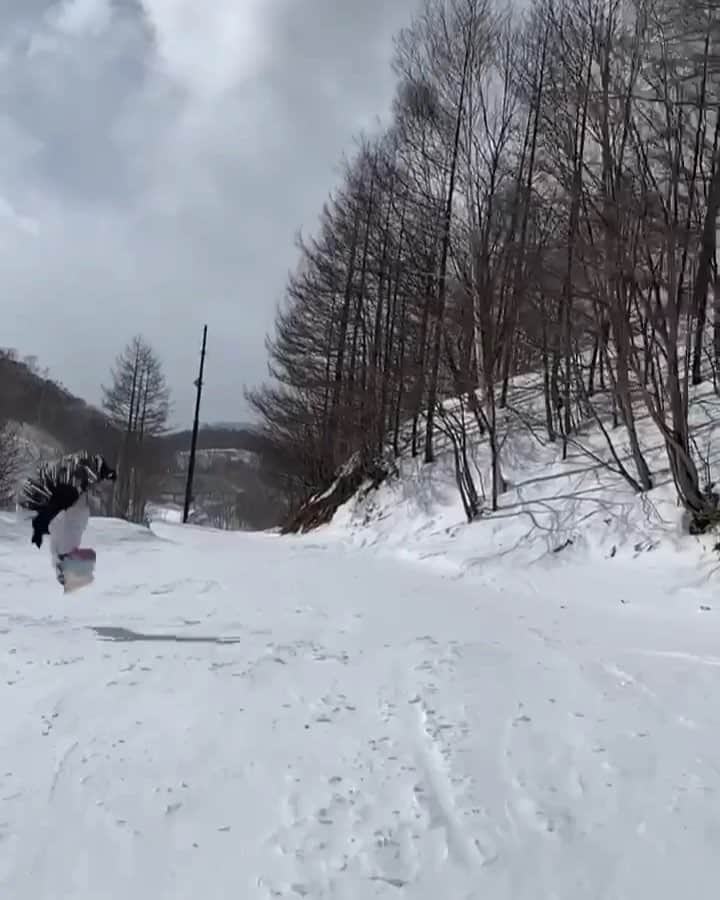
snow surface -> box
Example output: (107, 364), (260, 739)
(329, 373), (720, 577)
(3, 511), (720, 898)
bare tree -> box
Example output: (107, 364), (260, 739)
(103, 336), (171, 522)
(248, 0), (720, 536)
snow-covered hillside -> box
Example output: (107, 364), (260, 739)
(3, 514), (720, 898)
(327, 372), (720, 577)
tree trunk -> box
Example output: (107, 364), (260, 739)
(424, 25), (473, 464)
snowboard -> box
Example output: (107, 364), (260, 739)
(58, 547), (96, 593)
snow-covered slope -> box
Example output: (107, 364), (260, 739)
(2, 515), (720, 898)
(327, 374), (720, 577)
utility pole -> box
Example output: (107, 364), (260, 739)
(183, 324), (208, 524)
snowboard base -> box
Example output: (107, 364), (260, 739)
(58, 548), (96, 593)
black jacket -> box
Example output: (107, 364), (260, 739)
(20, 452), (116, 548)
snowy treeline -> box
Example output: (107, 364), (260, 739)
(250, 0), (720, 533)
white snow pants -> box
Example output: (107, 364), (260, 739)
(48, 493), (90, 570)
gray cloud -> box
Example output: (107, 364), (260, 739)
(0, 0), (420, 427)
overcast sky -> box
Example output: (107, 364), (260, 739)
(0, 0), (419, 427)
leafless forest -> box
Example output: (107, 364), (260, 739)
(249, 0), (720, 533)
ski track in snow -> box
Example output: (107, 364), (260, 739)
(2, 517), (720, 898)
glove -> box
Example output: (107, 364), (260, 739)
(31, 513), (47, 549)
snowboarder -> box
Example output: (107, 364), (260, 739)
(19, 452), (116, 591)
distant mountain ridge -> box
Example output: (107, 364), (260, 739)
(0, 349), (262, 458)
(0, 349), (119, 459)
(0, 349), (284, 529)
(159, 424), (267, 456)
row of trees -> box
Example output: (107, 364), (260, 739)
(251, 0), (720, 532)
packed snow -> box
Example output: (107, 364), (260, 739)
(2, 508), (720, 899)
